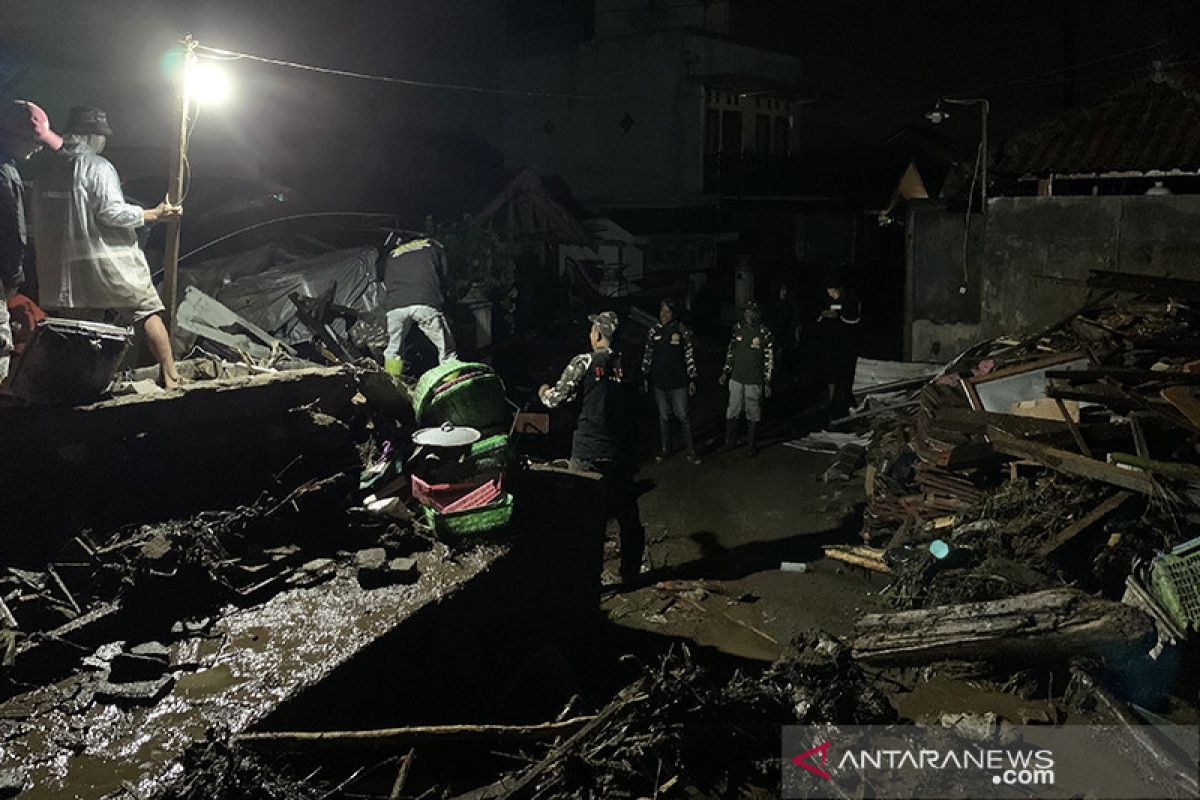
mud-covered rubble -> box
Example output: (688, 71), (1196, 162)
(158, 636), (887, 799)
(853, 272), (1200, 622)
(0, 469), (448, 702)
(809, 269), (1200, 736)
(164, 628), (1197, 799)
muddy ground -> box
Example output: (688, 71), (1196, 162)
(596, 334), (887, 666)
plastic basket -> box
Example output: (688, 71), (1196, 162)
(412, 360), (510, 431)
(1150, 536), (1200, 631)
(426, 374), (510, 431)
(411, 474), (494, 512)
(469, 434), (512, 472)
(412, 361), (489, 418)
(442, 478), (503, 513)
(423, 493), (514, 537)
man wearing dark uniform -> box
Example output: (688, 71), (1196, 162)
(540, 311), (645, 583)
(815, 276), (861, 418)
(641, 298), (700, 465)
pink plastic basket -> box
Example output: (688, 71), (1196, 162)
(411, 474), (501, 513)
(442, 477), (503, 513)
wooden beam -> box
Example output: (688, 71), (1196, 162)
(988, 429), (1154, 493)
(1088, 270), (1200, 301)
(852, 588), (1154, 666)
(233, 716), (598, 752)
(1036, 491), (1132, 558)
(1056, 397), (1093, 458)
(822, 545), (890, 573)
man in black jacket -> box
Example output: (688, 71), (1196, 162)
(641, 298), (701, 464)
(815, 276), (862, 418)
(381, 237), (457, 378)
(540, 311), (645, 583)
(0, 100), (61, 382)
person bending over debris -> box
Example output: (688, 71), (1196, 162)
(539, 311), (646, 583)
(380, 236), (457, 378)
(720, 300), (775, 456)
(641, 298), (701, 465)
(33, 106), (182, 388)
(815, 274), (861, 418)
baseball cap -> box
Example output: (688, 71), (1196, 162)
(67, 106), (114, 137)
(588, 310), (619, 339)
(0, 100), (63, 151)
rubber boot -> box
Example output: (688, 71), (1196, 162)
(384, 356), (404, 379)
(656, 421), (672, 463)
(746, 421), (759, 457)
(724, 418), (738, 451)
(682, 421), (702, 465)
(620, 525), (647, 585)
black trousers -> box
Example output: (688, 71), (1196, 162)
(571, 456), (645, 580)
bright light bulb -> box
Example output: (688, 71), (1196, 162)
(188, 63), (231, 105)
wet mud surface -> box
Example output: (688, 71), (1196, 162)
(0, 544), (502, 798)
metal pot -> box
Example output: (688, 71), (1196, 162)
(410, 422), (481, 480)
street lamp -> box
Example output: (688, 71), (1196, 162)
(162, 36), (231, 335)
(925, 97), (990, 212)
(188, 62), (232, 105)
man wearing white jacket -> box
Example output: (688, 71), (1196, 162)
(34, 106), (182, 388)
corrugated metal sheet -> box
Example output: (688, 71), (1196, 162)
(998, 79), (1200, 178)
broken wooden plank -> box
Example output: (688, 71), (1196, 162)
(1108, 453), (1200, 486)
(1056, 398), (1093, 458)
(389, 748), (415, 800)
(988, 429), (1167, 497)
(822, 545), (890, 573)
(852, 588), (1154, 666)
(233, 716), (598, 751)
(1036, 492), (1133, 558)
(1088, 269), (1200, 301)
(1161, 385), (1200, 429)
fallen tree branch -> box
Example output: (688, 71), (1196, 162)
(233, 716), (598, 751)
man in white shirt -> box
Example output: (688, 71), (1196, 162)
(34, 106), (182, 388)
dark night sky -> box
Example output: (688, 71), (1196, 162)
(2, 0), (1198, 214)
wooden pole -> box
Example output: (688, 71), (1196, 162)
(161, 35), (195, 336)
(231, 715), (599, 751)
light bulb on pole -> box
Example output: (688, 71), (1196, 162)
(161, 38), (231, 337)
(188, 62), (232, 105)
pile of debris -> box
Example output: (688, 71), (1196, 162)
(828, 269), (1200, 705)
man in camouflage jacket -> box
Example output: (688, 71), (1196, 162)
(719, 300), (774, 456)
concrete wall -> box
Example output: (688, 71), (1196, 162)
(904, 203), (984, 360)
(501, 29), (801, 206)
(906, 195), (1200, 361)
(982, 195), (1200, 336)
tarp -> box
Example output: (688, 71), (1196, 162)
(178, 246), (384, 344)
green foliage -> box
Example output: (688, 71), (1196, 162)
(425, 215), (517, 317)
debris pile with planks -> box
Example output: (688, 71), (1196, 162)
(814, 269), (1200, 719)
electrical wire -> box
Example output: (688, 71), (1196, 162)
(175, 211), (399, 266)
(961, 141), (982, 289)
(194, 44), (605, 100)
